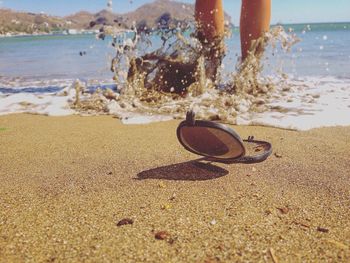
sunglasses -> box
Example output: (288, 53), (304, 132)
(177, 111), (272, 163)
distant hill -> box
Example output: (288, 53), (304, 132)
(65, 9), (126, 30)
(124, 0), (195, 28)
(64, 11), (95, 29)
(0, 0), (232, 35)
(123, 0), (231, 28)
(0, 8), (67, 34)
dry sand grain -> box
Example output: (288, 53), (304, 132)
(0, 114), (349, 262)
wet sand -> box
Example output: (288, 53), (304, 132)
(0, 114), (349, 262)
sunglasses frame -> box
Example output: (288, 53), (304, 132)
(176, 111), (273, 163)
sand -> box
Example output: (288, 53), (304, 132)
(0, 114), (349, 262)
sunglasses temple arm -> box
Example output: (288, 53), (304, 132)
(236, 138), (273, 163)
(217, 138), (272, 164)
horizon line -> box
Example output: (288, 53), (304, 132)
(1, 7), (349, 25)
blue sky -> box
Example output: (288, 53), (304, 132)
(0, 0), (349, 24)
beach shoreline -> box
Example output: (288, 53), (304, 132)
(0, 114), (349, 262)
(0, 30), (99, 38)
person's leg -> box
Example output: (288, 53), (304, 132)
(195, 0), (225, 80)
(240, 0), (271, 60)
(195, 0), (225, 42)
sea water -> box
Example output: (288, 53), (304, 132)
(0, 23), (350, 130)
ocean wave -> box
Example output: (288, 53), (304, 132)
(1, 76), (349, 130)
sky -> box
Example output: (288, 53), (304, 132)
(0, 0), (349, 24)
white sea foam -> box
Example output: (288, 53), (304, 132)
(0, 84), (76, 116)
(1, 76), (350, 130)
(239, 76), (350, 130)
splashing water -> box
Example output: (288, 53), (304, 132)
(72, 16), (301, 125)
(107, 0), (113, 12)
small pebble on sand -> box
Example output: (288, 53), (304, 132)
(155, 231), (170, 240)
(277, 207), (289, 214)
(161, 204), (172, 210)
(158, 182), (166, 188)
(169, 193), (176, 201)
(317, 226), (329, 233)
(116, 218), (134, 227)
(274, 153), (283, 158)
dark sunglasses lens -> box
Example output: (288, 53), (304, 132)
(179, 126), (244, 159)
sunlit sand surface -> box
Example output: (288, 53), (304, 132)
(0, 114), (349, 262)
